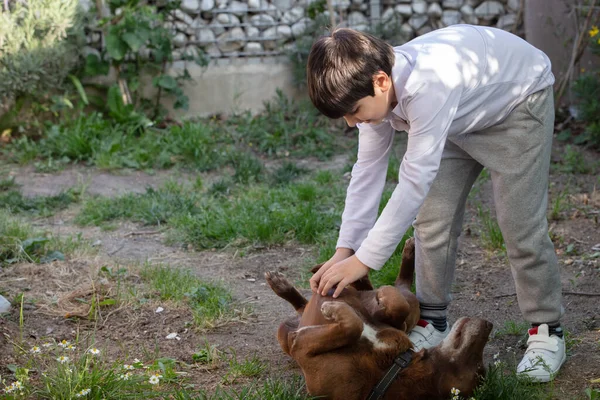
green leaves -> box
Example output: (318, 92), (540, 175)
(106, 30), (129, 61)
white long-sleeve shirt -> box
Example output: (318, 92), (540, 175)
(337, 24), (555, 270)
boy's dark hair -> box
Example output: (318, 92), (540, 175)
(307, 28), (395, 119)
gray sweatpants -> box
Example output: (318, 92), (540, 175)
(413, 87), (564, 325)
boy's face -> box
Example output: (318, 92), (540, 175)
(343, 72), (395, 127)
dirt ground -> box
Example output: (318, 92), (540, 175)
(1, 142), (599, 399)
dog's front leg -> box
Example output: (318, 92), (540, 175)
(289, 301), (363, 357)
(265, 271), (308, 313)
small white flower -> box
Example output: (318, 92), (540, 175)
(42, 342), (52, 348)
(149, 375), (160, 385)
(123, 364), (134, 370)
(57, 356), (70, 364)
(493, 352), (500, 360)
(4, 381), (23, 394)
(58, 340), (70, 348)
(88, 348), (100, 355)
(30, 346), (41, 354)
(133, 358), (140, 363)
(75, 388), (91, 397)
(119, 372), (132, 381)
(66, 344), (76, 351)
(451, 387), (460, 395)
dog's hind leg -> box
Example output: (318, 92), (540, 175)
(277, 316), (299, 356)
(265, 271), (307, 313)
(395, 237), (415, 289)
(289, 301), (363, 357)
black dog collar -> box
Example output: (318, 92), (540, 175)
(366, 349), (413, 400)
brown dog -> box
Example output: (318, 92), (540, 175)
(266, 238), (492, 400)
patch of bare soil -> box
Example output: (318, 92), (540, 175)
(1, 143), (599, 398)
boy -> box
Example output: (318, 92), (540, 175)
(307, 25), (565, 382)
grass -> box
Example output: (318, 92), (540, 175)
(1, 332), (310, 400)
(472, 361), (550, 399)
(139, 263), (239, 330)
(76, 174), (347, 250)
(494, 320), (530, 338)
(0, 189), (80, 217)
(549, 188), (571, 221)
(0, 210), (90, 266)
(3, 92), (346, 173)
(476, 203), (505, 252)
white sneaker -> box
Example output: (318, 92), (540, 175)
(409, 319), (450, 350)
(517, 324), (566, 382)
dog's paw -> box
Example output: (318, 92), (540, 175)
(402, 237), (415, 258)
(321, 301), (342, 320)
(265, 271), (294, 293)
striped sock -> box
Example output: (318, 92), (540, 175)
(422, 316), (448, 332)
(419, 303), (448, 332)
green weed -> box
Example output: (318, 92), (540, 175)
(0, 210), (89, 266)
(222, 353), (267, 384)
(139, 264), (238, 330)
(476, 204), (505, 252)
(494, 320), (529, 338)
(0, 189), (80, 216)
(472, 361), (549, 399)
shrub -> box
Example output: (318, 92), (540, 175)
(0, 0), (84, 111)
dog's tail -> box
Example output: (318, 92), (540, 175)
(395, 237), (415, 289)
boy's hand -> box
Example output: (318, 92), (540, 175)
(310, 248), (354, 294)
(316, 255), (370, 298)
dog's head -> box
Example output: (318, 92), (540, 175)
(406, 317), (493, 398)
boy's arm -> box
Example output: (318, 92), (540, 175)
(336, 121), (395, 252)
(354, 72), (463, 271)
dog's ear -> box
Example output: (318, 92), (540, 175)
(310, 263), (325, 274)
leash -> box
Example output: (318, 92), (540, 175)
(365, 349), (413, 400)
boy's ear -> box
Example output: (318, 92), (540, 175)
(373, 71), (392, 92)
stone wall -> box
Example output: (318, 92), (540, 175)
(82, 0), (523, 60)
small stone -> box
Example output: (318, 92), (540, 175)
(230, 0), (248, 17)
(475, 1), (505, 20)
(247, 278), (256, 282)
(507, 0), (521, 12)
(244, 42), (263, 53)
(427, 2), (442, 17)
(395, 4), (413, 17)
(442, 10), (461, 26)
(408, 14), (429, 30)
(442, 0), (464, 9)
(173, 32), (187, 47)
(217, 27), (246, 52)
(291, 18), (310, 37)
(181, 0), (201, 13)
(246, 26), (260, 39)
(412, 0), (427, 14)
(278, 25), (293, 39)
(460, 4), (479, 23)
(174, 9), (195, 25)
(196, 27), (215, 44)
(217, 13), (240, 25)
(282, 7), (304, 24)
(166, 332), (181, 340)
(201, 0), (215, 12)
(209, 20), (225, 36)
(272, 0), (294, 11)
(496, 13), (516, 30)
(248, 0), (261, 8)
(155, 307), (164, 313)
(250, 13), (276, 29)
(0, 295), (10, 313)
